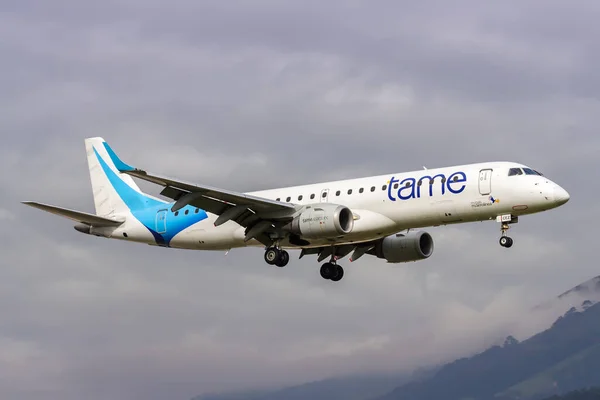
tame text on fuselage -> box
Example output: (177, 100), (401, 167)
(387, 171), (467, 201)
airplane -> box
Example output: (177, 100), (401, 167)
(22, 137), (570, 282)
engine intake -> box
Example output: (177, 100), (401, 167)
(287, 204), (354, 239)
(374, 231), (434, 263)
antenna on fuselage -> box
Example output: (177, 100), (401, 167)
(423, 166), (428, 170)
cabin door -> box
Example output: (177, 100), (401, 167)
(155, 209), (167, 234)
(478, 169), (493, 195)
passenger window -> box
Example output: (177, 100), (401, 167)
(310, 194), (315, 199)
(382, 185), (387, 190)
(348, 189), (352, 195)
(174, 211), (179, 216)
(336, 190), (341, 196)
(185, 209), (189, 215)
(195, 208), (199, 213)
(393, 183), (399, 189)
(371, 186), (376, 192)
(508, 168), (523, 176)
(417, 180), (422, 186)
(359, 188), (364, 193)
(276, 198), (280, 201)
(286, 196), (291, 202)
(298, 195), (303, 201)
(322, 192), (327, 198)
(405, 182), (410, 187)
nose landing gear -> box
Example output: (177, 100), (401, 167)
(498, 215), (518, 248)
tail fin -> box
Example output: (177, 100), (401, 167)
(85, 137), (151, 217)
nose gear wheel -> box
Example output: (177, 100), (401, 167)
(499, 236), (513, 248)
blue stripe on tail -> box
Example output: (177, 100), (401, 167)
(102, 141), (136, 172)
(93, 146), (208, 246)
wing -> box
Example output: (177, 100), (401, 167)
(22, 201), (125, 226)
(103, 142), (298, 246)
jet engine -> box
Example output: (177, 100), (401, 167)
(286, 204), (354, 239)
(372, 231), (434, 263)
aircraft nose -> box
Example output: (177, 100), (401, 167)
(553, 185), (570, 206)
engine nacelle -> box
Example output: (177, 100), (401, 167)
(373, 231), (434, 263)
(286, 204), (354, 239)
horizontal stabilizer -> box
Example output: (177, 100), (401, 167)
(22, 201), (125, 227)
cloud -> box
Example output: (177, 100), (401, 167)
(0, 208), (15, 221)
(1, 1), (599, 399)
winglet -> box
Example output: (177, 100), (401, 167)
(102, 141), (136, 172)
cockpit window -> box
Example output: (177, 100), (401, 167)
(523, 168), (543, 176)
(508, 168), (523, 176)
(509, 167), (544, 177)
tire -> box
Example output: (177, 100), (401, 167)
(320, 263), (334, 279)
(276, 250), (289, 267)
(264, 248), (279, 265)
(330, 265), (344, 282)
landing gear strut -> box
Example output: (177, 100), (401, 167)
(264, 247), (289, 267)
(320, 262), (344, 281)
(498, 216), (516, 248)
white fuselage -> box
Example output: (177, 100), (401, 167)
(95, 161), (569, 250)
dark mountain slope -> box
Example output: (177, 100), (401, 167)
(378, 301), (600, 400)
(543, 387), (600, 400)
(499, 343), (600, 399)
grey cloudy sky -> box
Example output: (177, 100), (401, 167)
(1, 1), (599, 399)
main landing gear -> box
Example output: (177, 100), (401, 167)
(320, 262), (344, 282)
(264, 247), (289, 267)
(263, 246), (345, 282)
